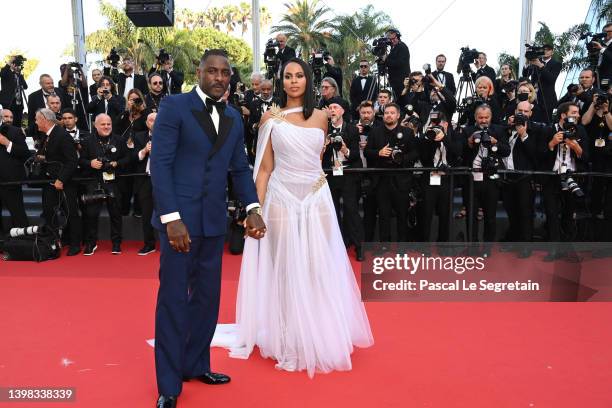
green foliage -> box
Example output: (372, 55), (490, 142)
(174, 3), (272, 37)
(497, 52), (518, 78)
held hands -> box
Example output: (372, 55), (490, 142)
(167, 220), (191, 252)
(379, 143), (392, 157)
(244, 213), (266, 239)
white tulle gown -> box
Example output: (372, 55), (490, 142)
(213, 106), (373, 377)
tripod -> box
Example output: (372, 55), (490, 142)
(455, 69), (475, 126)
(70, 70), (90, 130)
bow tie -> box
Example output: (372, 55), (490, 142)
(360, 76), (368, 80)
(68, 129), (77, 134)
(205, 98), (225, 114)
(44, 93), (54, 98)
(126, 74), (132, 78)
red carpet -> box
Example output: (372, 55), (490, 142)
(1, 241), (611, 407)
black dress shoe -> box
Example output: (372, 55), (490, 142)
(185, 372), (231, 385)
(67, 246), (81, 256)
(156, 395), (177, 408)
(356, 246), (364, 262)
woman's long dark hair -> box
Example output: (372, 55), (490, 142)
(279, 58), (315, 119)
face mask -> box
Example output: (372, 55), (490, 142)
(518, 92), (529, 102)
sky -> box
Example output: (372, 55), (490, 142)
(0, 0), (593, 98)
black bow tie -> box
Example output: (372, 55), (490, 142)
(126, 74), (132, 78)
(68, 130), (77, 134)
(205, 98), (225, 114)
(360, 76), (368, 80)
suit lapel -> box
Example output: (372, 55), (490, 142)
(209, 108), (233, 158)
(190, 89), (217, 146)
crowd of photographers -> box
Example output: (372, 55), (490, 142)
(1, 24), (612, 261)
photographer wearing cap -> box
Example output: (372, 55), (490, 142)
(78, 114), (130, 256)
(522, 44), (562, 121)
(381, 29), (411, 101)
(418, 110), (461, 242)
(365, 103), (419, 242)
(500, 102), (540, 257)
(581, 88), (612, 222)
(463, 104), (510, 251)
(539, 102), (588, 261)
(0, 55), (28, 127)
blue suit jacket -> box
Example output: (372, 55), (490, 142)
(150, 88), (258, 237)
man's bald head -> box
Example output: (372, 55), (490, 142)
(94, 114), (113, 137)
(516, 101), (533, 118)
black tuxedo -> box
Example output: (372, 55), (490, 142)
(365, 124), (419, 241)
(145, 92), (165, 112)
(0, 124), (30, 228)
(27, 88), (69, 132)
(349, 75), (378, 120)
(277, 46), (296, 66)
(599, 44), (612, 84)
(522, 58), (562, 120)
(132, 130), (155, 247)
(0, 65), (27, 127)
(557, 86), (599, 117)
(39, 125), (81, 246)
(148, 67), (184, 95)
(433, 70), (456, 95)
(471, 65), (496, 84)
(86, 94), (122, 122)
(59, 81), (90, 131)
(386, 41), (411, 100)
(117, 72), (149, 97)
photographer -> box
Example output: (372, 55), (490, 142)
(591, 23), (612, 85)
(246, 79), (278, 162)
(558, 68), (599, 115)
(460, 76), (501, 126)
(463, 104), (510, 251)
(581, 90), (612, 221)
(350, 60), (378, 121)
(78, 114), (130, 256)
(471, 52), (496, 84)
(275, 34), (296, 68)
(323, 54), (344, 97)
(381, 29), (411, 100)
(322, 97), (364, 260)
(27, 74), (69, 134)
(0, 110), (30, 229)
(89, 69), (103, 98)
(34, 108), (82, 256)
(425, 73), (457, 120)
(374, 89), (392, 121)
(149, 52), (184, 95)
(355, 101), (380, 243)
(145, 73), (166, 112)
(398, 71), (430, 121)
(59, 63), (90, 130)
(418, 111), (461, 242)
(132, 112), (157, 255)
(365, 103), (419, 242)
(117, 57), (148, 100)
(242, 73), (263, 117)
(318, 77), (351, 122)
(86, 76), (122, 123)
(522, 44), (562, 121)
(0, 55), (28, 127)
(501, 102), (540, 256)
(538, 102), (588, 260)
(433, 54), (456, 96)
(515, 82), (547, 123)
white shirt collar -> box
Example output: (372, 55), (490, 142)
(195, 86), (221, 107)
(46, 125), (56, 136)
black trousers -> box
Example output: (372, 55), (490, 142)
(363, 187), (378, 242)
(376, 176), (412, 242)
(134, 177), (156, 247)
(420, 175), (452, 242)
(590, 175), (606, 216)
(466, 178), (499, 242)
(603, 178), (612, 241)
(501, 176), (535, 242)
(0, 185), (28, 229)
(329, 175), (364, 248)
(9, 101), (24, 128)
(541, 175), (576, 242)
(42, 182), (82, 246)
(83, 181), (122, 245)
(117, 175), (135, 216)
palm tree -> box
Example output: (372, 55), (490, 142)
(237, 2), (251, 37)
(271, 0), (332, 60)
(223, 5), (240, 34)
(207, 7), (226, 31)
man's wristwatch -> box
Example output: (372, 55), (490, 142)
(247, 207), (262, 216)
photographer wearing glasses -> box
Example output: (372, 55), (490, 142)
(521, 44), (562, 121)
(539, 102), (588, 261)
(463, 104), (510, 253)
(365, 103), (419, 242)
(78, 114), (130, 256)
(418, 110), (461, 243)
(381, 29), (411, 101)
(350, 60), (378, 121)
(500, 102), (540, 257)
(0, 55), (28, 127)
(145, 73), (166, 112)
(149, 51), (184, 95)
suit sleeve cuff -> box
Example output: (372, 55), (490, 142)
(160, 212), (181, 224)
(246, 203), (261, 212)
(6, 141), (12, 153)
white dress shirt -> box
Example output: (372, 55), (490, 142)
(123, 74), (135, 98)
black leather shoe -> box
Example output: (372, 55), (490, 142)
(67, 246), (81, 256)
(156, 395), (177, 408)
(185, 372), (231, 385)
(112, 243), (122, 255)
(356, 246), (364, 262)
(83, 243), (97, 256)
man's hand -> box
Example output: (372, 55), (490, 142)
(434, 130), (445, 142)
(91, 159), (103, 169)
(0, 133), (10, 147)
(379, 144), (392, 157)
(516, 123), (528, 138)
(244, 214), (266, 239)
(549, 131), (564, 150)
(326, 56), (335, 66)
(53, 179), (63, 190)
(145, 141), (152, 154)
(241, 106), (250, 116)
(359, 139), (367, 149)
(490, 136), (498, 145)
(340, 141), (349, 156)
(167, 220), (191, 252)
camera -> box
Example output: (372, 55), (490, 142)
(524, 43), (545, 60)
(514, 112), (528, 127)
(360, 123), (371, 135)
(132, 97), (143, 106)
(403, 104), (420, 128)
(98, 143), (118, 172)
(581, 31), (608, 67)
(264, 39), (280, 79)
(457, 46), (480, 75)
(330, 133), (344, 151)
(11, 55), (27, 70)
(107, 48), (121, 67)
(372, 36), (391, 58)
(157, 49), (171, 65)
(562, 116), (578, 139)
(9, 225), (40, 238)
(81, 186), (115, 205)
(389, 132), (406, 165)
(560, 171), (584, 197)
(594, 91), (610, 110)
(425, 111), (444, 141)
(473, 127), (492, 146)
(567, 83), (579, 94)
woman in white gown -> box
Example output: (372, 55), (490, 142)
(215, 58), (373, 377)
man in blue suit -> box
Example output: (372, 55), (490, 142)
(150, 49), (266, 408)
